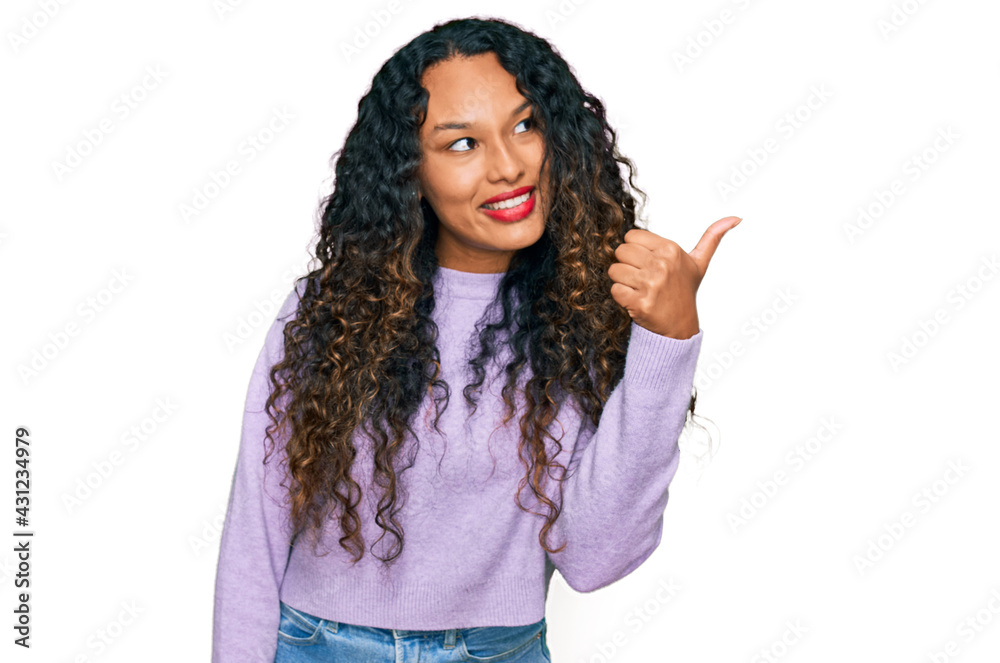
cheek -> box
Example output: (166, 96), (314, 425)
(529, 141), (548, 179)
(447, 171), (483, 206)
(425, 161), (479, 204)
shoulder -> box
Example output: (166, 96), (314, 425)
(261, 277), (313, 362)
(276, 276), (313, 323)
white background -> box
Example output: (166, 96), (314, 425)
(2, 0), (999, 661)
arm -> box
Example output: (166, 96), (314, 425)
(212, 287), (302, 663)
(545, 321), (703, 593)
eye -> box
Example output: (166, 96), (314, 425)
(448, 137), (476, 152)
(446, 118), (533, 152)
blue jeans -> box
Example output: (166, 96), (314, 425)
(275, 600), (552, 662)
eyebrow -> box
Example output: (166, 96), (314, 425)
(431, 99), (532, 134)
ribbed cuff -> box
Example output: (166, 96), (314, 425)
(622, 322), (704, 391)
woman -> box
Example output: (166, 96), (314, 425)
(212, 16), (737, 663)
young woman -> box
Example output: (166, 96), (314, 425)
(212, 16), (738, 663)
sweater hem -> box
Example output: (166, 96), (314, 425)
(279, 574), (547, 630)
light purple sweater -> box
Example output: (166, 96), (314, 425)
(212, 265), (703, 662)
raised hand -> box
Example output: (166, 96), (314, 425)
(608, 216), (742, 339)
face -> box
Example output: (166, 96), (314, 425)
(416, 52), (549, 274)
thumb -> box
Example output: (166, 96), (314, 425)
(688, 215), (741, 279)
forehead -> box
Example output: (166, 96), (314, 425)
(419, 52), (524, 128)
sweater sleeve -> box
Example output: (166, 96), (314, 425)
(212, 287), (302, 663)
(545, 321), (703, 593)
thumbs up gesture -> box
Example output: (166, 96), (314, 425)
(608, 216), (741, 340)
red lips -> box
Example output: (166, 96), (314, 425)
(481, 185), (534, 206)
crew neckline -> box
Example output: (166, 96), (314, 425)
(434, 265), (505, 301)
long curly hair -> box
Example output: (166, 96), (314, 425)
(261, 16), (705, 569)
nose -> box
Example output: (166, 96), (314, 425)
(485, 136), (525, 183)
